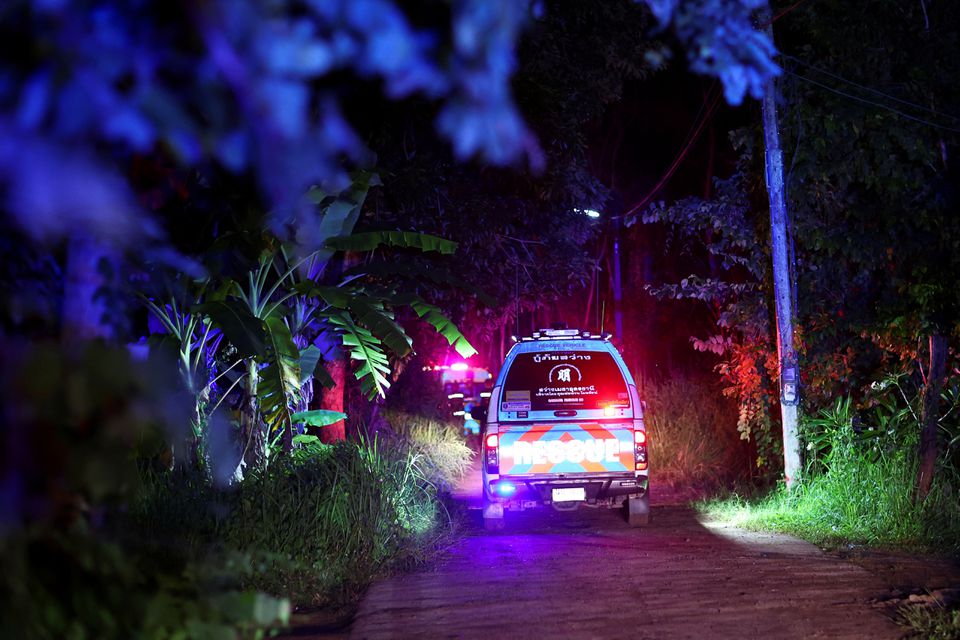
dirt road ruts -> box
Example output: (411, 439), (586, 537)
(348, 467), (939, 639)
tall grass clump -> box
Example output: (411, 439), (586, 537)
(222, 437), (440, 602)
(700, 392), (960, 552)
(126, 425), (473, 611)
(383, 411), (474, 492)
(644, 375), (748, 488)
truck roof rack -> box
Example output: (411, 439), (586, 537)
(512, 328), (613, 342)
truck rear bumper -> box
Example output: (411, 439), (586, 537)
(486, 474), (648, 509)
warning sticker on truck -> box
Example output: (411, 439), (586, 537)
(501, 389), (531, 411)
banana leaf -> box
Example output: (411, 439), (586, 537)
(392, 293), (477, 358)
(258, 317), (302, 431)
(326, 230), (457, 255)
(291, 409), (347, 427)
(298, 344), (323, 386)
(347, 295), (413, 357)
(326, 312), (391, 399)
(194, 299), (267, 358)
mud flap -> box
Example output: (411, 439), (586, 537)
(627, 494), (650, 527)
(483, 501), (505, 531)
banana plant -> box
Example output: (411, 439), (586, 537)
(196, 251), (327, 468)
(143, 195), (482, 474)
(139, 290), (236, 468)
(296, 228), (480, 400)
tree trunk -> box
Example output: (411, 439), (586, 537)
(240, 360), (266, 472)
(320, 354), (347, 442)
(916, 334), (947, 501)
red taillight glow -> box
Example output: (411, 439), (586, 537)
(485, 434), (499, 448)
(634, 430), (647, 444)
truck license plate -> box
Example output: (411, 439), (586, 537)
(552, 487), (586, 502)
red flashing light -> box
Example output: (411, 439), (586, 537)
(451, 362), (469, 371)
(485, 434), (499, 448)
(634, 430), (647, 445)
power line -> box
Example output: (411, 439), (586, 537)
(783, 68), (960, 134)
(761, 0), (814, 27)
(616, 87), (722, 220)
(783, 53), (960, 124)
(616, 3), (817, 221)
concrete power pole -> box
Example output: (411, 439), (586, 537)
(760, 14), (802, 489)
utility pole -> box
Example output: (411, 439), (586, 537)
(760, 12), (801, 489)
(612, 217), (624, 342)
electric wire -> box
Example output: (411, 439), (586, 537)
(782, 67), (960, 134)
(615, 87), (722, 220)
(616, 1), (814, 221)
(782, 53), (960, 124)
(760, 0), (813, 27)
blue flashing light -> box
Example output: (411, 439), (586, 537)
(497, 482), (517, 496)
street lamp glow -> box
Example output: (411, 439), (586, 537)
(574, 208), (601, 218)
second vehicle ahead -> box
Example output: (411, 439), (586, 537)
(481, 328), (649, 530)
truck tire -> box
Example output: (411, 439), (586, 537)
(483, 499), (505, 531)
(627, 493), (650, 527)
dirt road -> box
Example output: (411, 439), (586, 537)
(348, 467), (955, 639)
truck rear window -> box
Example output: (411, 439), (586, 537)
(501, 351), (629, 412)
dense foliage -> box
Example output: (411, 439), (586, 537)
(641, 0), (960, 478)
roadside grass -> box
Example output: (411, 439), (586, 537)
(644, 376), (748, 489)
(699, 455), (960, 552)
(699, 448), (960, 640)
(898, 602), (960, 640)
(697, 389), (960, 639)
(383, 411), (474, 492)
(115, 414), (474, 625)
(697, 397), (960, 553)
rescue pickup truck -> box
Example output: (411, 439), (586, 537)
(481, 328), (649, 530)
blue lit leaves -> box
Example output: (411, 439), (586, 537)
(0, 0), (779, 253)
(640, 0), (780, 105)
(439, 0), (543, 169)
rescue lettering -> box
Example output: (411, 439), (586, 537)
(510, 438), (621, 465)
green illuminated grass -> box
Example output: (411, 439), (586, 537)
(698, 451), (960, 553)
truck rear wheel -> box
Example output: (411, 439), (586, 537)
(483, 500), (505, 531)
(627, 493), (650, 527)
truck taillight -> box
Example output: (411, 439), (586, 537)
(634, 428), (647, 470)
(484, 433), (499, 473)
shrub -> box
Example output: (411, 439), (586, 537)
(0, 527), (289, 639)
